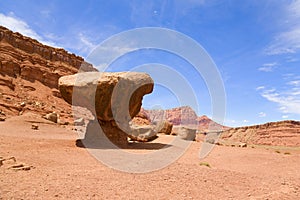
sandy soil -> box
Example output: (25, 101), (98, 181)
(1, 113), (300, 199)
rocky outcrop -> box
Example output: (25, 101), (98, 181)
(0, 26), (96, 121)
(59, 72), (154, 145)
(197, 115), (228, 131)
(145, 106), (198, 126)
(221, 120), (300, 146)
(0, 26), (96, 88)
(139, 106), (227, 131)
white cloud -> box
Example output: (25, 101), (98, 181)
(243, 119), (249, 123)
(282, 115), (289, 119)
(258, 112), (266, 117)
(76, 33), (97, 55)
(0, 12), (56, 47)
(258, 62), (278, 72)
(260, 86), (300, 115)
(0, 13), (57, 47)
(262, 62), (278, 67)
(258, 67), (271, 72)
(287, 80), (300, 86)
(256, 86), (265, 91)
(286, 57), (299, 62)
(0, 13), (41, 39)
(224, 119), (235, 123)
(0, 13), (102, 57)
(265, 0), (300, 55)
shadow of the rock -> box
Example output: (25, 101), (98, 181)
(76, 139), (172, 150)
(126, 142), (172, 150)
(75, 119), (172, 150)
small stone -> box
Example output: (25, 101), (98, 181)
(51, 88), (61, 98)
(31, 124), (39, 130)
(74, 118), (85, 126)
(20, 102), (26, 107)
(238, 143), (247, 148)
(177, 126), (196, 141)
(205, 138), (215, 144)
(58, 119), (69, 125)
(44, 112), (58, 123)
(0, 116), (5, 121)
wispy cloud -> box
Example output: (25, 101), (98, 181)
(286, 57), (299, 63)
(0, 12), (56, 47)
(258, 62), (278, 72)
(0, 12), (104, 57)
(260, 86), (300, 115)
(258, 112), (266, 117)
(76, 32), (98, 56)
(256, 86), (265, 91)
(265, 0), (300, 55)
(287, 80), (300, 86)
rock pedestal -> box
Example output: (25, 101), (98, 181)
(59, 72), (154, 146)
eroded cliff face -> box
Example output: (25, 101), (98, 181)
(145, 106), (198, 126)
(141, 106), (226, 131)
(0, 26), (95, 89)
(221, 120), (300, 146)
(0, 26), (96, 120)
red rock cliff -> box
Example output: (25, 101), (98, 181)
(0, 25), (95, 89)
(221, 120), (300, 146)
(0, 26), (96, 120)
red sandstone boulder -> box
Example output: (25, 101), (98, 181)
(58, 72), (154, 145)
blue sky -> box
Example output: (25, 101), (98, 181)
(0, 0), (300, 127)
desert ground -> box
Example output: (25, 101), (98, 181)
(1, 113), (299, 200)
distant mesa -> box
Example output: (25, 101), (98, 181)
(221, 120), (300, 147)
(135, 106), (228, 132)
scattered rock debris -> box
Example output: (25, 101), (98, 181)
(31, 124), (39, 130)
(44, 112), (58, 123)
(0, 156), (16, 166)
(0, 156), (33, 171)
(8, 163), (33, 171)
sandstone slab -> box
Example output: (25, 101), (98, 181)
(59, 72), (153, 122)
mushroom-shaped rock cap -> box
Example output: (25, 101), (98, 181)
(58, 72), (154, 122)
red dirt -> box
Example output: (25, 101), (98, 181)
(1, 113), (300, 199)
